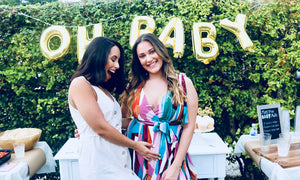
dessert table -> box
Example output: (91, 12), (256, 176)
(189, 132), (230, 180)
(0, 141), (56, 180)
(55, 132), (230, 180)
(234, 133), (300, 180)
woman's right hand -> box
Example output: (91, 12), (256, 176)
(134, 141), (161, 161)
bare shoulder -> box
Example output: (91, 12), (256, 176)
(69, 76), (96, 108)
(69, 76), (94, 96)
(182, 75), (197, 98)
(182, 75), (195, 87)
(70, 76), (89, 88)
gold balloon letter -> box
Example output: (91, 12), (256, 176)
(40, 25), (71, 60)
(192, 22), (219, 64)
(159, 17), (184, 58)
(220, 14), (254, 52)
(77, 23), (104, 64)
(129, 16), (156, 48)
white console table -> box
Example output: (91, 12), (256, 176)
(189, 132), (230, 180)
(55, 132), (229, 180)
(54, 138), (80, 180)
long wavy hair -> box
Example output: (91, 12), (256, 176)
(70, 36), (125, 94)
(121, 33), (185, 116)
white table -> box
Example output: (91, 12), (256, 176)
(234, 133), (300, 180)
(0, 141), (56, 180)
(55, 132), (229, 180)
(189, 132), (230, 180)
(54, 138), (80, 180)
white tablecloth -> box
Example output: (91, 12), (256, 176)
(34, 141), (56, 174)
(234, 133), (300, 180)
(0, 141), (56, 180)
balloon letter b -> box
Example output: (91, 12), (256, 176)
(192, 22), (219, 64)
(40, 25), (71, 60)
(77, 23), (104, 64)
(129, 16), (156, 48)
(220, 14), (254, 52)
(159, 17), (184, 58)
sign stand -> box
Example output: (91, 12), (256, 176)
(257, 103), (282, 144)
(295, 106), (300, 134)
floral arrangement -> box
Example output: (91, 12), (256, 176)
(197, 107), (214, 117)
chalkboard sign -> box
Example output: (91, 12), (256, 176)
(257, 104), (282, 142)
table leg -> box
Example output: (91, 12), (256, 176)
(234, 155), (245, 176)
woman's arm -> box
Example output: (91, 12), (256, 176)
(162, 76), (198, 180)
(121, 103), (132, 129)
(69, 77), (160, 160)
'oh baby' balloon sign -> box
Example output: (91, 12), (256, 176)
(40, 14), (254, 64)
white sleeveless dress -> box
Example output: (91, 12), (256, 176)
(68, 76), (139, 180)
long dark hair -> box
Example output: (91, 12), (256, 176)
(70, 36), (125, 93)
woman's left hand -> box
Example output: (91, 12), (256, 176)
(161, 164), (180, 180)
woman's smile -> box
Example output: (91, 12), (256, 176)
(105, 45), (120, 81)
(137, 41), (163, 74)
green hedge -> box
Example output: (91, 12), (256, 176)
(0, 0), (299, 178)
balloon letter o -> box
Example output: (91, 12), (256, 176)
(40, 25), (71, 60)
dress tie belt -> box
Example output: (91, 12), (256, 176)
(153, 121), (172, 143)
(134, 118), (180, 144)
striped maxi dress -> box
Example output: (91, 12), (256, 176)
(126, 73), (197, 180)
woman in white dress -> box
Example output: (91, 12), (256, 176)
(68, 37), (160, 180)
